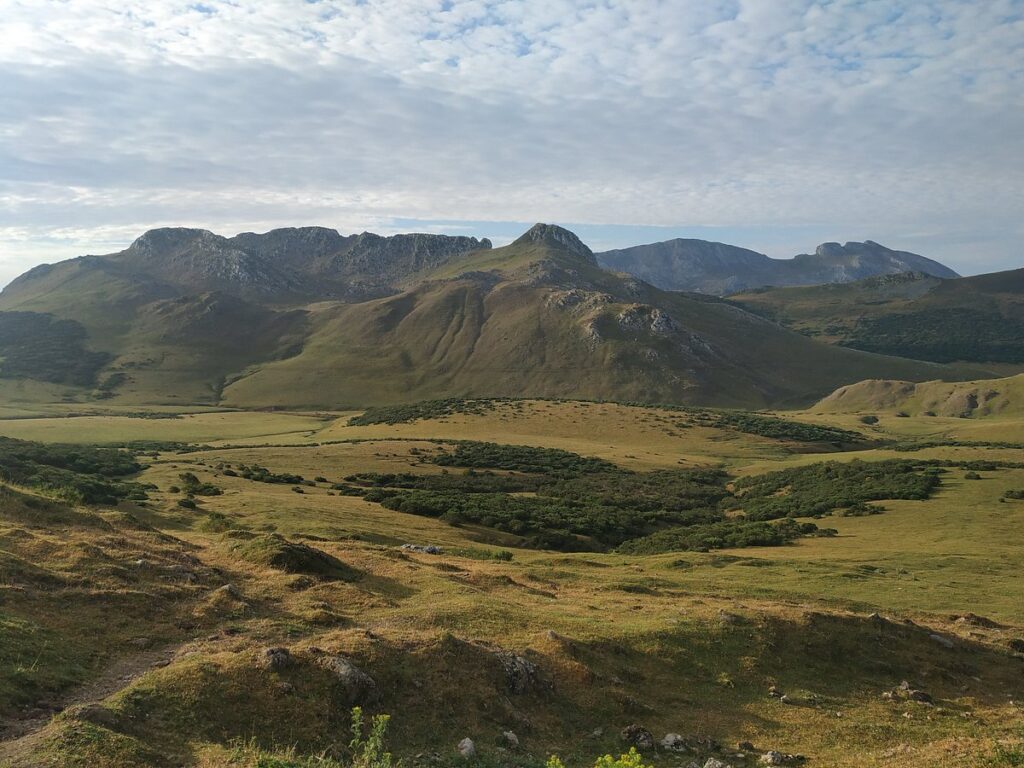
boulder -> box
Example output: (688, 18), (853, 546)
(661, 733), (690, 752)
(503, 730), (520, 749)
(703, 759), (731, 768)
(260, 647), (293, 671)
(497, 651), (541, 695)
(621, 724), (655, 750)
(458, 738), (476, 759)
(1009, 638), (1024, 653)
(314, 653), (380, 707)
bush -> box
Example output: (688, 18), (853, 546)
(859, 415), (879, 425)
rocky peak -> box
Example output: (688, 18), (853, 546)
(514, 224), (596, 264)
(129, 228), (224, 257)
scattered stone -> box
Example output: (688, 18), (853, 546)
(261, 647), (293, 672)
(759, 751), (805, 766)
(929, 633), (955, 649)
(661, 733), (690, 752)
(314, 653), (380, 706)
(402, 544), (443, 555)
(779, 695), (792, 705)
(213, 583), (242, 599)
(768, 685), (784, 698)
(703, 759), (730, 768)
(909, 689), (934, 704)
(457, 738), (476, 759)
(621, 724), (655, 750)
(503, 730), (519, 749)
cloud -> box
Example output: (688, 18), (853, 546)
(0, 0), (1022, 284)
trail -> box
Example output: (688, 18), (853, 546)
(0, 643), (182, 760)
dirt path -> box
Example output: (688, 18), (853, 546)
(0, 643), (182, 760)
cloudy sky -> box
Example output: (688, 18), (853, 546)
(1, 0), (1022, 285)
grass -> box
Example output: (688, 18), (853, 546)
(1, 400), (1023, 767)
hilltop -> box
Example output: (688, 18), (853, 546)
(597, 239), (958, 294)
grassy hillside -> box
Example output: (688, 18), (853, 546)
(1, 400), (1023, 766)
(731, 269), (1024, 365)
(813, 373), (1024, 418)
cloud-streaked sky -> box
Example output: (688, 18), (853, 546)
(1, 0), (1022, 286)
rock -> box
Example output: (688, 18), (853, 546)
(909, 689), (934, 704)
(314, 653), (380, 706)
(767, 685), (783, 698)
(661, 733), (690, 752)
(457, 738), (476, 759)
(497, 651), (541, 695)
(402, 544), (443, 555)
(213, 583), (242, 599)
(759, 752), (805, 766)
(621, 724), (655, 750)
(929, 633), (955, 649)
(503, 730), (519, 749)
(703, 759), (730, 768)
(1009, 638), (1024, 653)
(718, 610), (742, 625)
(260, 647), (293, 671)
(738, 741), (756, 751)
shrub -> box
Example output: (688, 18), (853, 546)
(859, 415), (879, 425)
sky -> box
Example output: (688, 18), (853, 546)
(0, 0), (1022, 286)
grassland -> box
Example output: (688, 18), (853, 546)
(0, 398), (1022, 767)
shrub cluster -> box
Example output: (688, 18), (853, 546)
(0, 437), (147, 504)
(731, 459), (940, 520)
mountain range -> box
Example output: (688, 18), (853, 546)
(0, 224), (1001, 409)
(596, 238), (959, 294)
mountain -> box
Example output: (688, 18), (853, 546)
(813, 373), (1024, 419)
(3, 226), (492, 306)
(730, 268), (1024, 364)
(596, 238), (959, 294)
(0, 223), (987, 408)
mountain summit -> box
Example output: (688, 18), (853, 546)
(597, 238), (957, 294)
(513, 223), (596, 264)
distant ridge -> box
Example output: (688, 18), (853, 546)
(597, 238), (958, 294)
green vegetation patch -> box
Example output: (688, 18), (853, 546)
(0, 437), (148, 504)
(732, 459), (940, 520)
(841, 307), (1024, 363)
(429, 441), (616, 474)
(618, 518), (832, 555)
(347, 398), (506, 425)
(0, 310), (111, 386)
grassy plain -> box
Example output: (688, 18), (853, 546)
(0, 398), (1022, 767)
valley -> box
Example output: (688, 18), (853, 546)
(0, 395), (1022, 767)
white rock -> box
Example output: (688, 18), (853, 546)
(458, 738), (476, 759)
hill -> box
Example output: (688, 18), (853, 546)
(814, 372), (1024, 418)
(0, 224), (987, 408)
(596, 239), (958, 294)
(731, 268), (1024, 364)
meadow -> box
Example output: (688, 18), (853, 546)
(0, 398), (1022, 767)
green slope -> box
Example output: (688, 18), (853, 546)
(731, 269), (1024, 364)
